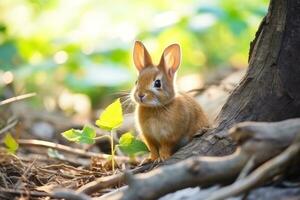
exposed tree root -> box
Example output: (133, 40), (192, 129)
(77, 163), (154, 195)
(205, 139), (300, 200)
(98, 118), (300, 200)
(53, 189), (92, 200)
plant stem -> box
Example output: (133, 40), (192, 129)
(94, 135), (112, 140)
(94, 133), (116, 172)
(111, 130), (115, 172)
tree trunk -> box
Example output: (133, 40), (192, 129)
(166, 0), (300, 164)
(217, 0), (300, 129)
(78, 1), (300, 199)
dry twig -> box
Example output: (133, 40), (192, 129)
(77, 163), (154, 195)
(16, 139), (129, 162)
(0, 93), (36, 106)
(0, 119), (18, 135)
(0, 188), (48, 197)
(15, 159), (36, 189)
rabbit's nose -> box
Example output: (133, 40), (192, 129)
(138, 94), (145, 101)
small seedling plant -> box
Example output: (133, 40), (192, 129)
(61, 98), (149, 172)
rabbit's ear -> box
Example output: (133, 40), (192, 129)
(159, 44), (181, 78)
(133, 41), (153, 72)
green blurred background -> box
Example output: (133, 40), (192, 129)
(0, 0), (268, 116)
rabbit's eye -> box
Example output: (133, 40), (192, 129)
(154, 80), (161, 88)
(135, 80), (138, 85)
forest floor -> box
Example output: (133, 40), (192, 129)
(0, 68), (243, 200)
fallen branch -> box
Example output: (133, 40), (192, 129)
(16, 139), (129, 162)
(78, 173), (124, 195)
(0, 119), (18, 135)
(77, 162), (154, 195)
(18, 153), (90, 167)
(53, 189), (91, 200)
(0, 188), (48, 197)
(0, 93), (36, 106)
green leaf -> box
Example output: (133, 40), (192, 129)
(96, 98), (123, 131)
(79, 126), (96, 144)
(119, 132), (134, 146)
(61, 126), (96, 144)
(4, 133), (19, 153)
(118, 132), (149, 156)
(61, 129), (81, 142)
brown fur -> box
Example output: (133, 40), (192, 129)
(132, 41), (209, 160)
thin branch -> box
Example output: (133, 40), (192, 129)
(15, 159), (36, 189)
(0, 93), (36, 106)
(77, 163), (154, 195)
(94, 135), (112, 140)
(205, 141), (300, 200)
(18, 153), (90, 167)
(78, 173), (124, 195)
(16, 139), (129, 162)
(0, 119), (18, 135)
(0, 188), (49, 197)
(0, 172), (8, 189)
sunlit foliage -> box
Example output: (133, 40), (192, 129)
(0, 0), (268, 110)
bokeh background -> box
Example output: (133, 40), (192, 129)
(0, 0), (268, 118)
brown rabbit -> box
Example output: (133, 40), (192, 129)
(131, 41), (209, 161)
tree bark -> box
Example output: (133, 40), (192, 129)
(217, 0), (300, 129)
(166, 0), (300, 164)
(93, 0), (300, 199)
(67, 1), (300, 199)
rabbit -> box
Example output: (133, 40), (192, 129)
(131, 41), (209, 161)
